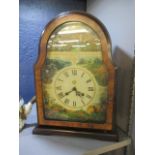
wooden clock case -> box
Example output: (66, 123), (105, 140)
(33, 11), (117, 141)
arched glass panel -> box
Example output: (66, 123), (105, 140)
(41, 21), (108, 123)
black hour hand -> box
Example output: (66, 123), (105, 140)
(76, 91), (84, 97)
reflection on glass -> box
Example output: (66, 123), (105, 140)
(47, 22), (101, 52)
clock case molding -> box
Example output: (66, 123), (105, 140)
(33, 11), (117, 140)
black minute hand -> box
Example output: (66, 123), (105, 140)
(65, 87), (76, 95)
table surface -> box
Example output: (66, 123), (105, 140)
(19, 104), (130, 155)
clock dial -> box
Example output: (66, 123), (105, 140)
(53, 66), (96, 110)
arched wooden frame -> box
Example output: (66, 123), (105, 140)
(34, 11), (115, 131)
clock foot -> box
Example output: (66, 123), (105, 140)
(33, 125), (118, 141)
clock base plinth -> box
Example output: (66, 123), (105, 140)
(33, 125), (118, 141)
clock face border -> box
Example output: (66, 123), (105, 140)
(34, 11), (116, 131)
(53, 66), (97, 111)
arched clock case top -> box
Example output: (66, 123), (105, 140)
(34, 11), (117, 139)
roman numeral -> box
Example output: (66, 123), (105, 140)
(81, 99), (85, 105)
(72, 69), (77, 76)
(57, 92), (64, 99)
(86, 94), (92, 99)
(64, 98), (70, 104)
(58, 78), (63, 82)
(86, 79), (91, 83)
(64, 72), (69, 77)
(88, 87), (94, 91)
(52, 99), (57, 104)
(81, 72), (85, 77)
(73, 101), (76, 106)
(56, 86), (62, 90)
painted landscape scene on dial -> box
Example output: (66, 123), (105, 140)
(41, 55), (109, 123)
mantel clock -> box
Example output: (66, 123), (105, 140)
(34, 11), (117, 140)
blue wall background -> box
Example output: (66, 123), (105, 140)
(19, 0), (86, 102)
